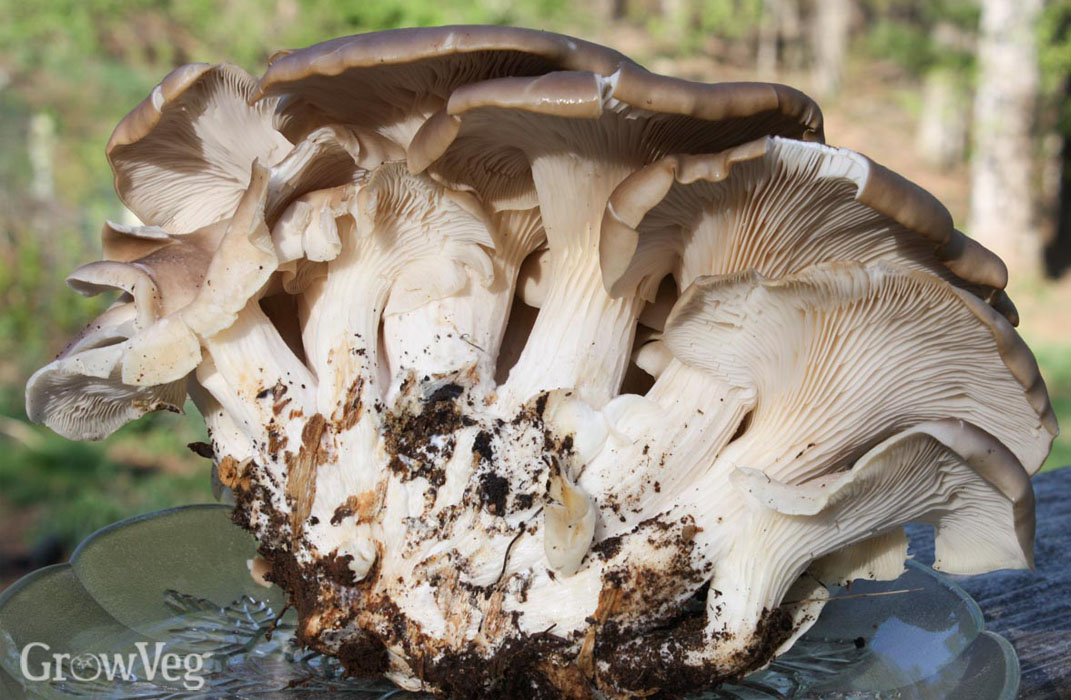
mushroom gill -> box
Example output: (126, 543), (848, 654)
(25, 26), (1055, 700)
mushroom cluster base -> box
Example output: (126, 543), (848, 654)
(228, 377), (793, 700)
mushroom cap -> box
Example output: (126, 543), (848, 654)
(601, 136), (1016, 320)
(28, 162), (281, 442)
(406, 68), (822, 281)
(100, 220), (172, 262)
(254, 25), (637, 147)
(408, 68), (823, 196)
(732, 418), (1034, 575)
(663, 261), (1057, 477)
(25, 303), (186, 440)
(107, 64), (292, 233)
(704, 417), (1035, 665)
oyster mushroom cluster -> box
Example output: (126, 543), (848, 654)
(27, 26), (1056, 700)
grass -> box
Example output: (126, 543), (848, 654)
(1034, 343), (1071, 472)
(0, 403), (212, 556)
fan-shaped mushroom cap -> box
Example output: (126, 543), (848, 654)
(697, 419), (1033, 666)
(107, 64), (291, 232)
(108, 65), (364, 235)
(602, 136), (1017, 322)
(254, 25), (636, 150)
(409, 71), (823, 227)
(100, 221), (172, 262)
(27, 163), (281, 441)
(25, 303), (186, 440)
(72, 221), (223, 323)
(663, 262), (1056, 478)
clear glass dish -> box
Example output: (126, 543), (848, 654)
(0, 504), (1019, 699)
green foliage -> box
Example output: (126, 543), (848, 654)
(0, 219), (109, 418)
(1039, 0), (1071, 84)
(1039, 0), (1071, 133)
(1033, 343), (1071, 472)
(0, 407), (212, 550)
(863, 19), (937, 75)
(632, 0), (764, 56)
(858, 0), (978, 76)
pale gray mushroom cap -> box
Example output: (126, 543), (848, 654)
(601, 136), (1018, 321)
(407, 67), (824, 275)
(107, 64), (290, 232)
(408, 68), (824, 197)
(732, 419), (1034, 575)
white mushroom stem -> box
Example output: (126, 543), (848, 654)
(300, 232), (385, 412)
(687, 420), (1033, 665)
(378, 209), (543, 396)
(579, 360), (755, 533)
(200, 301), (316, 446)
(187, 378), (255, 465)
(361, 166), (494, 396)
(295, 168), (490, 409)
(500, 157), (644, 408)
(382, 268), (503, 391)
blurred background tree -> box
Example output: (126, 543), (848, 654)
(1, 0), (1068, 588)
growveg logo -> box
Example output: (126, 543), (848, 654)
(19, 641), (210, 691)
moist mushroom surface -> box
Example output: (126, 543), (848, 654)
(26, 26), (1056, 700)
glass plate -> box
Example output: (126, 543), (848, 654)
(0, 505), (1019, 699)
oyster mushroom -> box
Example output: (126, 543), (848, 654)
(25, 302), (185, 440)
(599, 418), (1034, 694)
(25, 27), (1055, 700)
(252, 25), (638, 390)
(254, 25), (635, 151)
(408, 68), (822, 407)
(600, 135), (1018, 322)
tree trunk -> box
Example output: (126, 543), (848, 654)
(915, 68), (969, 170)
(757, 0), (780, 78)
(1046, 91), (1071, 279)
(968, 0), (1043, 279)
(781, 0), (803, 72)
(811, 0), (851, 98)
